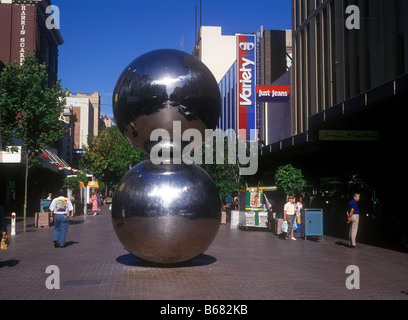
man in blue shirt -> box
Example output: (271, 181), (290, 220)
(347, 193), (361, 248)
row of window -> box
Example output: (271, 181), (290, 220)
(292, 0), (408, 134)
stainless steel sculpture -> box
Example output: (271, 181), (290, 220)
(113, 49), (221, 154)
(111, 49), (222, 264)
(111, 160), (221, 264)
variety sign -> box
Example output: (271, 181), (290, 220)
(256, 85), (290, 103)
(237, 34), (256, 140)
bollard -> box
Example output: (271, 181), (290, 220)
(11, 212), (16, 236)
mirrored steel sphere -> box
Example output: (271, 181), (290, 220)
(111, 160), (221, 265)
(113, 49), (222, 154)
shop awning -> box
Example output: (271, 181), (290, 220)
(40, 148), (85, 174)
(87, 181), (99, 188)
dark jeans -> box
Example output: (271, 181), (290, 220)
(53, 214), (69, 246)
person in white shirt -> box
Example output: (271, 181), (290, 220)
(284, 196), (298, 240)
(49, 189), (73, 248)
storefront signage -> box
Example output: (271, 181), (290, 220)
(256, 85), (290, 103)
(19, 4), (27, 65)
(9, 4), (35, 65)
(319, 130), (380, 141)
(237, 34), (256, 140)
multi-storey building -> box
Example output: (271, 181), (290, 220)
(194, 26), (292, 144)
(65, 92), (101, 166)
(0, 0), (67, 214)
(258, 0), (408, 247)
(192, 26), (237, 83)
(0, 0), (63, 86)
(291, 0), (408, 135)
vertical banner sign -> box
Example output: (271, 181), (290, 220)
(237, 34), (256, 140)
(19, 4), (27, 65)
(11, 4), (35, 65)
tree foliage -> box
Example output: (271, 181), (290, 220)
(0, 51), (67, 152)
(0, 51), (67, 231)
(274, 164), (307, 196)
(80, 126), (147, 192)
(198, 136), (240, 199)
(62, 173), (88, 191)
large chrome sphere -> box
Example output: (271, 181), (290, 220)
(113, 49), (221, 154)
(111, 160), (221, 265)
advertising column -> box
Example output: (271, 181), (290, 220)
(236, 34), (256, 141)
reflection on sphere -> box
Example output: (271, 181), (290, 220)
(111, 160), (221, 265)
(113, 49), (222, 154)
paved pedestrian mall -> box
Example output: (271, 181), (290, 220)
(1, 205), (407, 300)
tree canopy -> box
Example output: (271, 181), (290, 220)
(62, 173), (88, 191)
(197, 136), (240, 199)
(274, 164), (307, 196)
(0, 52), (67, 152)
(79, 126), (148, 193)
(0, 51), (67, 231)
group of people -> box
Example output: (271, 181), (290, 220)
(0, 190), (362, 250)
(281, 193), (361, 247)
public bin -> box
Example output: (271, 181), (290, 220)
(40, 199), (51, 212)
(301, 209), (323, 240)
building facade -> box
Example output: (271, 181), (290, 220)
(0, 0), (65, 214)
(0, 0), (63, 85)
(215, 27), (292, 144)
(291, 0), (408, 135)
(257, 0), (408, 247)
(192, 26), (237, 83)
(65, 92), (101, 153)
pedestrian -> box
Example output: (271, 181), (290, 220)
(230, 197), (238, 210)
(49, 189), (73, 248)
(284, 196), (297, 240)
(296, 197), (303, 226)
(91, 192), (98, 216)
(347, 193), (361, 248)
(225, 195), (233, 207)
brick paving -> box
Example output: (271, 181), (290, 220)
(1, 204), (408, 301)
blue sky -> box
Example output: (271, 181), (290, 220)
(53, 0), (291, 118)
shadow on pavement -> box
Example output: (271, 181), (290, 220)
(116, 253), (217, 268)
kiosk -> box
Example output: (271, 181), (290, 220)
(238, 186), (277, 230)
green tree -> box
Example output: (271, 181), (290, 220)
(274, 164), (307, 197)
(0, 52), (67, 231)
(198, 136), (240, 200)
(62, 173), (88, 191)
(80, 126), (147, 194)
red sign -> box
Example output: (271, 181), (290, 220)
(237, 34), (256, 139)
(256, 85), (290, 103)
